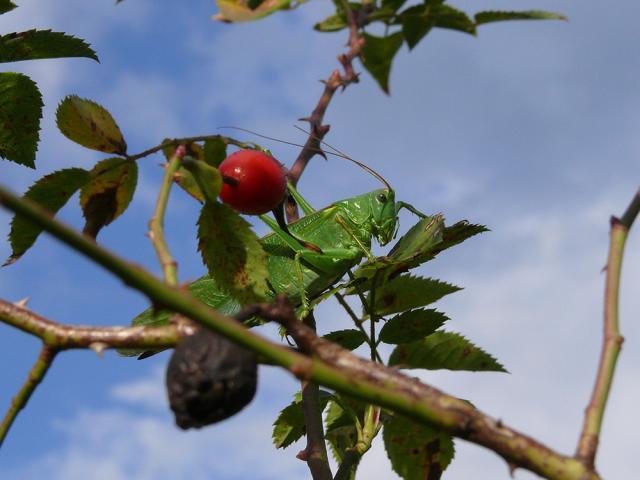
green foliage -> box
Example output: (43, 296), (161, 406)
(323, 329), (367, 350)
(361, 32), (404, 94)
(203, 137), (228, 167)
(56, 95), (127, 155)
(80, 158), (138, 238)
(5, 168), (90, 265)
(0, 73), (42, 168)
(383, 413), (455, 480)
(0, 30), (98, 63)
(0, 0), (16, 15)
(378, 309), (448, 345)
(272, 390), (332, 449)
(389, 331), (506, 372)
(475, 10), (567, 26)
(197, 201), (269, 304)
(182, 157), (222, 205)
(370, 275), (461, 316)
(325, 398), (361, 479)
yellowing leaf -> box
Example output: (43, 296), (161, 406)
(213, 0), (293, 22)
(80, 157), (138, 238)
(56, 95), (126, 154)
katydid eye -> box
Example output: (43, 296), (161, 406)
(377, 193), (387, 203)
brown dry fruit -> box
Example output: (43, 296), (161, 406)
(166, 328), (258, 429)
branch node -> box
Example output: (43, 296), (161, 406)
(89, 342), (108, 357)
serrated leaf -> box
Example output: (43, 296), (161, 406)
(432, 5), (476, 35)
(325, 399), (359, 478)
(323, 329), (367, 350)
(5, 168), (89, 265)
(389, 331), (507, 372)
(214, 0), (292, 22)
(0, 72), (43, 168)
(400, 4), (435, 50)
(379, 309), (448, 344)
(0, 0), (17, 14)
(383, 413), (455, 480)
(198, 201), (269, 304)
(182, 157), (222, 205)
(354, 215), (444, 287)
(80, 157), (138, 238)
(0, 30), (98, 63)
(56, 95), (127, 154)
(430, 221), (488, 256)
(475, 10), (567, 26)
(272, 391), (332, 449)
(361, 32), (404, 94)
(371, 275), (461, 316)
(204, 137), (227, 167)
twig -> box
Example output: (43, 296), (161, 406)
(0, 184), (601, 480)
(576, 189), (640, 466)
(127, 135), (258, 162)
(0, 346), (56, 448)
(149, 145), (185, 286)
(286, 3), (366, 221)
(0, 299), (190, 350)
(298, 313), (333, 480)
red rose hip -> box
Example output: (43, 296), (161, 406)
(219, 149), (287, 215)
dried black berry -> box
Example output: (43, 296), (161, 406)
(166, 328), (258, 429)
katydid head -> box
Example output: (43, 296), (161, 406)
(369, 188), (398, 246)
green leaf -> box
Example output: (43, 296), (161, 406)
(361, 32), (404, 94)
(432, 5), (476, 35)
(5, 168), (90, 265)
(371, 275), (461, 316)
(314, 14), (348, 32)
(379, 309), (448, 344)
(475, 10), (567, 26)
(272, 391), (333, 449)
(79, 157), (138, 238)
(182, 157), (222, 205)
(400, 4), (435, 50)
(383, 413), (455, 480)
(348, 216), (445, 292)
(0, 72), (43, 168)
(429, 221), (488, 256)
(325, 399), (360, 478)
(56, 95), (127, 155)
(197, 201), (269, 304)
(0, 0), (17, 15)
(161, 142), (207, 202)
(0, 30), (98, 63)
(389, 331), (507, 372)
(204, 137), (227, 167)
(214, 0), (293, 22)
(323, 329), (367, 350)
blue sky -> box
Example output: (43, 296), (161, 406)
(1, 0), (640, 478)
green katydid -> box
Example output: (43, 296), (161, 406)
(129, 143), (428, 341)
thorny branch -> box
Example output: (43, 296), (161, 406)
(286, 2), (367, 222)
(576, 188), (640, 466)
(0, 184), (602, 479)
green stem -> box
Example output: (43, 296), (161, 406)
(149, 147), (183, 286)
(0, 346), (56, 448)
(576, 208), (635, 466)
(0, 184), (600, 480)
(334, 292), (380, 361)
